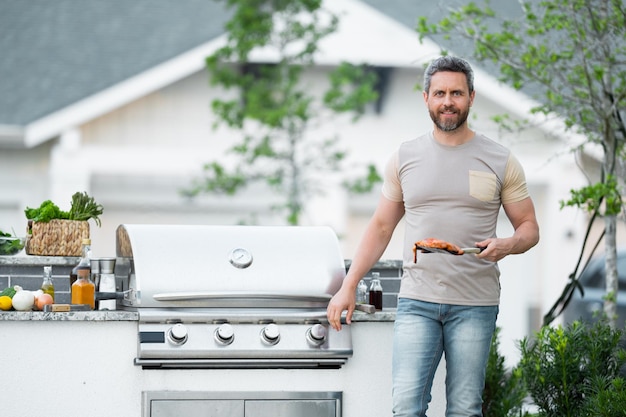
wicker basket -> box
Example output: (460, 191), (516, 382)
(26, 219), (90, 256)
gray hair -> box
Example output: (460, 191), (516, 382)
(423, 56), (474, 94)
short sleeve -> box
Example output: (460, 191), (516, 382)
(502, 153), (530, 204)
(381, 151), (403, 202)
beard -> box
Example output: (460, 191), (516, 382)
(429, 106), (470, 132)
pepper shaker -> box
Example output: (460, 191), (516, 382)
(356, 279), (368, 304)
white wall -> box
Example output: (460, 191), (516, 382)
(0, 144), (52, 234)
(0, 319), (411, 417)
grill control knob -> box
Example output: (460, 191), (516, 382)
(306, 324), (327, 346)
(168, 323), (188, 345)
(261, 323), (280, 345)
(214, 323), (235, 345)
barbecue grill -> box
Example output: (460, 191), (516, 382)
(115, 224), (353, 369)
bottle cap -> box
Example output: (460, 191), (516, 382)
(73, 266), (91, 278)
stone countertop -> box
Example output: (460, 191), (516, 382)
(0, 310), (138, 321)
(0, 254), (79, 266)
(0, 309), (395, 322)
(351, 309), (396, 322)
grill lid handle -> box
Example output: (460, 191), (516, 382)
(153, 292), (332, 303)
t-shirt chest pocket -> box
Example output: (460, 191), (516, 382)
(469, 170), (497, 201)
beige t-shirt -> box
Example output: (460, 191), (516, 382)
(382, 132), (530, 306)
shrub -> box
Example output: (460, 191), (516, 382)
(517, 320), (626, 417)
(483, 327), (529, 417)
(580, 375), (626, 417)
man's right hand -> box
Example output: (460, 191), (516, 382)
(327, 286), (356, 331)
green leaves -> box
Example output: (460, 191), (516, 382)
(24, 200), (67, 223)
(0, 229), (25, 255)
(194, 162), (247, 196)
(193, 0), (380, 224)
(582, 376), (626, 417)
(482, 327), (527, 417)
(560, 175), (622, 217)
(518, 320), (626, 416)
(24, 192), (104, 226)
(343, 164), (382, 194)
(324, 63), (379, 119)
(68, 191), (104, 226)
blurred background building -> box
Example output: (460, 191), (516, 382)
(0, 0), (597, 363)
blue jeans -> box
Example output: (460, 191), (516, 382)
(392, 298), (498, 417)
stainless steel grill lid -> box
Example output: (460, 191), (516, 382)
(116, 224), (346, 308)
(116, 224), (352, 369)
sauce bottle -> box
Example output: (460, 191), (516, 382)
(71, 238), (95, 309)
(70, 238), (92, 287)
(368, 272), (383, 311)
(71, 266), (95, 309)
(40, 265), (54, 301)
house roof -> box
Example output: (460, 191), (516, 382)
(0, 0), (529, 149)
(362, 0), (524, 34)
(0, 0), (229, 147)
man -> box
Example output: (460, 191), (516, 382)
(327, 56), (540, 416)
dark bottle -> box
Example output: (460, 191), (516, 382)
(369, 272), (383, 311)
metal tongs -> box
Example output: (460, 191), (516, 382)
(416, 245), (485, 255)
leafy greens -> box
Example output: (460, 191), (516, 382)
(25, 192), (104, 226)
(0, 230), (24, 255)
